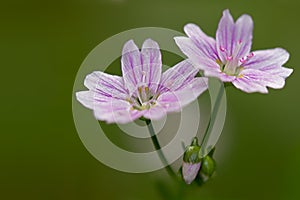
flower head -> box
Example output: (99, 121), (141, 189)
(175, 9), (293, 93)
(76, 39), (208, 123)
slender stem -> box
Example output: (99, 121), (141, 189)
(200, 84), (224, 147)
(145, 119), (176, 177)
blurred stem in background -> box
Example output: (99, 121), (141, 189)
(200, 83), (225, 148)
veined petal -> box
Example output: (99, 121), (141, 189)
(233, 69), (285, 93)
(141, 39), (162, 94)
(174, 37), (220, 71)
(182, 162), (201, 184)
(234, 14), (253, 58)
(84, 71), (128, 100)
(241, 68), (285, 89)
(143, 104), (167, 121)
(121, 40), (143, 95)
(76, 91), (95, 109)
(93, 99), (145, 124)
(184, 23), (218, 60)
(243, 48), (290, 69)
(232, 78), (268, 93)
(157, 77), (208, 112)
(259, 65), (293, 78)
(159, 60), (199, 93)
(216, 9), (235, 62)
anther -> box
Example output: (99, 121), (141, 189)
(240, 57), (247, 64)
(220, 46), (226, 52)
(226, 56), (233, 61)
(247, 52), (254, 59)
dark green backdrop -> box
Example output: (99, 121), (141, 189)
(1, 0), (299, 199)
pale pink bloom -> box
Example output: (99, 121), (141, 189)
(76, 39), (208, 123)
(175, 9), (293, 93)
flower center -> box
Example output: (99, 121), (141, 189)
(126, 71), (159, 111)
(218, 41), (254, 76)
(129, 85), (158, 111)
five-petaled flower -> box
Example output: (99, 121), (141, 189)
(175, 9), (293, 93)
(76, 39), (208, 123)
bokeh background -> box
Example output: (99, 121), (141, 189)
(1, 0), (299, 199)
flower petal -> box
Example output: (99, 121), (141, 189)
(159, 60), (199, 93)
(259, 65), (293, 78)
(143, 104), (167, 121)
(233, 69), (285, 93)
(157, 77), (208, 112)
(93, 99), (145, 124)
(234, 14), (253, 58)
(141, 39), (162, 94)
(184, 23), (218, 61)
(216, 9), (235, 62)
(76, 91), (95, 109)
(84, 71), (128, 100)
(121, 40), (143, 95)
(174, 37), (220, 71)
(203, 70), (236, 82)
(243, 48), (289, 69)
(182, 162), (201, 184)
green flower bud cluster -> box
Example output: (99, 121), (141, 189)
(179, 137), (216, 185)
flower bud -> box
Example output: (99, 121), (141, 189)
(197, 155), (216, 185)
(199, 155), (216, 178)
(182, 162), (201, 184)
(182, 137), (202, 184)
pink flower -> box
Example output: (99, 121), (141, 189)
(175, 9), (293, 93)
(76, 39), (208, 123)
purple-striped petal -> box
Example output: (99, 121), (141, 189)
(174, 37), (220, 71)
(234, 14), (253, 58)
(243, 48), (290, 70)
(84, 71), (128, 100)
(182, 162), (201, 184)
(121, 40), (143, 95)
(141, 39), (162, 94)
(184, 23), (219, 61)
(258, 65), (293, 78)
(233, 69), (285, 93)
(159, 60), (199, 93)
(216, 10), (253, 61)
(216, 9), (235, 62)
(93, 99), (145, 124)
(157, 77), (208, 112)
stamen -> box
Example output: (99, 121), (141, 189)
(226, 56), (233, 61)
(239, 57), (247, 64)
(220, 46), (226, 52)
(247, 52), (254, 59)
(142, 71), (146, 83)
(238, 40), (242, 45)
(137, 86), (150, 104)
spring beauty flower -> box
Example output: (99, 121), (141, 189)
(175, 9), (293, 93)
(76, 39), (208, 123)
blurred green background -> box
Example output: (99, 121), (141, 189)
(1, 0), (299, 199)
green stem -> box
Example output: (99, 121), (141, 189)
(145, 119), (176, 178)
(200, 84), (224, 148)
